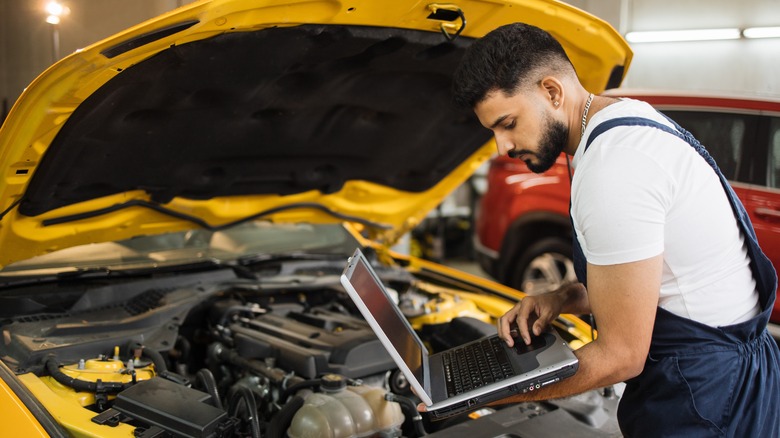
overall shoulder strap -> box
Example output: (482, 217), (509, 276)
(585, 116), (683, 152)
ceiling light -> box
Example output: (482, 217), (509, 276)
(45, 1), (65, 16)
(45, 15), (60, 25)
(625, 28), (741, 43)
(743, 26), (780, 39)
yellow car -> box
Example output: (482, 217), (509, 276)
(0, 1), (631, 436)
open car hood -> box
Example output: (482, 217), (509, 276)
(0, 0), (631, 267)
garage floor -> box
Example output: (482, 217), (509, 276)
(444, 257), (492, 280)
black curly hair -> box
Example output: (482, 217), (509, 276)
(452, 23), (575, 108)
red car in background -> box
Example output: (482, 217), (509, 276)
(474, 90), (780, 334)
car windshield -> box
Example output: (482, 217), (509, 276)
(0, 222), (359, 275)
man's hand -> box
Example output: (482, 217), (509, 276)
(497, 282), (588, 346)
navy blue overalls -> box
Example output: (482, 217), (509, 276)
(573, 116), (780, 437)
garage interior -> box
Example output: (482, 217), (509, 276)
(0, 1), (778, 437)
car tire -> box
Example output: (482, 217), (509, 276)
(509, 236), (576, 295)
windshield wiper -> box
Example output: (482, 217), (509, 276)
(0, 259), (232, 290)
(0, 268), (117, 290)
(236, 252), (346, 266)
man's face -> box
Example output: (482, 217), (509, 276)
(474, 90), (569, 174)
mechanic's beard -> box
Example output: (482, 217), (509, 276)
(510, 117), (569, 174)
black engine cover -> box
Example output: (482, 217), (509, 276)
(230, 305), (395, 379)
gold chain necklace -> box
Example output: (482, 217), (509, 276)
(581, 93), (594, 139)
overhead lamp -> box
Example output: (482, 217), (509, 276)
(45, 1), (67, 16)
(44, 1), (69, 25)
(743, 26), (780, 39)
(625, 28), (741, 43)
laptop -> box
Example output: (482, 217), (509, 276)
(340, 248), (579, 420)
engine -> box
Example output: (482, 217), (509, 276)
(0, 258), (619, 437)
(0, 261), (451, 438)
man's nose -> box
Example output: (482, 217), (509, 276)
(494, 134), (513, 156)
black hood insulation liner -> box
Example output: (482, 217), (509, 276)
(20, 25), (489, 217)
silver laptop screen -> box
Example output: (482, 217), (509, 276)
(350, 257), (423, 376)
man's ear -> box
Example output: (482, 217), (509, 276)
(541, 76), (564, 108)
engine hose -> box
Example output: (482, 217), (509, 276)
(278, 379), (322, 404)
(228, 385), (262, 438)
(141, 347), (168, 373)
(175, 336), (192, 363)
(266, 395), (304, 438)
(196, 368), (223, 410)
(44, 355), (128, 394)
(385, 393), (427, 437)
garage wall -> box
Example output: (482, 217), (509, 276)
(569, 0), (780, 96)
(0, 0), (194, 118)
(1, 0), (779, 118)
(621, 0), (780, 96)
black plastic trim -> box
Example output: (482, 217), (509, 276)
(101, 20), (200, 58)
(41, 199), (393, 231)
(605, 64), (626, 90)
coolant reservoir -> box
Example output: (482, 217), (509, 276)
(346, 385), (404, 433)
(287, 375), (403, 438)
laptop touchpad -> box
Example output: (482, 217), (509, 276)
(513, 332), (552, 354)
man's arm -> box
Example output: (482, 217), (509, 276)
(492, 254), (662, 403)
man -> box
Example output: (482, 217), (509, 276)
(449, 23), (780, 436)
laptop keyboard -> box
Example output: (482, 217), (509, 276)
(443, 337), (515, 397)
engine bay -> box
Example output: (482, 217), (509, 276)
(0, 252), (620, 437)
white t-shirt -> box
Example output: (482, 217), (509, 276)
(571, 98), (760, 326)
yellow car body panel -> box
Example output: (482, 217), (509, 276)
(17, 373), (136, 438)
(0, 0), (631, 268)
(0, 376), (49, 437)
